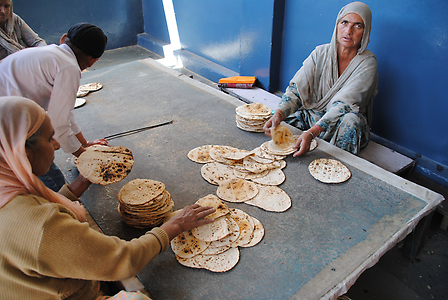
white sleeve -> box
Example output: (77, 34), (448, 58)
(46, 66), (82, 154)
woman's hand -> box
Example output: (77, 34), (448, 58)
(292, 131), (313, 157)
(263, 110), (285, 137)
(160, 204), (216, 240)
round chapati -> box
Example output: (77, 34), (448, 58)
(251, 168), (285, 186)
(232, 168), (270, 180)
(191, 215), (231, 242)
(245, 184), (291, 212)
(79, 82), (102, 91)
(187, 145), (215, 163)
(201, 244), (232, 255)
(118, 179), (165, 205)
(243, 156), (282, 174)
(253, 145), (286, 160)
(171, 230), (210, 258)
(76, 89), (89, 97)
(265, 140), (296, 155)
(235, 103), (271, 118)
(195, 194), (229, 219)
(177, 247), (240, 272)
(217, 178), (259, 202)
(241, 216), (264, 247)
(308, 158), (351, 183)
(270, 124), (296, 150)
(228, 208), (254, 247)
(208, 215), (240, 247)
(220, 149), (253, 160)
(77, 145), (134, 185)
(201, 162), (236, 185)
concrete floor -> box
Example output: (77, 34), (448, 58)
(86, 45), (448, 300)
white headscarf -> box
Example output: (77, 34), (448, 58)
(0, 1), (25, 56)
(0, 96), (86, 221)
(293, 1), (378, 124)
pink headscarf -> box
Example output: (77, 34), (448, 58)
(0, 96), (86, 221)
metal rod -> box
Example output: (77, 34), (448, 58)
(104, 119), (173, 140)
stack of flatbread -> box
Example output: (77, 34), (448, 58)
(308, 158), (351, 183)
(117, 179), (175, 228)
(76, 82), (103, 108)
(235, 103), (272, 132)
(76, 145), (134, 185)
(171, 195), (264, 272)
(189, 145), (291, 212)
(77, 82), (103, 98)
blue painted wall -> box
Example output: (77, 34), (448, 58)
(13, 0), (144, 50)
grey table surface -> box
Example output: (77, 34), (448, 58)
(55, 59), (443, 300)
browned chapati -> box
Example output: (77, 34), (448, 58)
(77, 145), (134, 185)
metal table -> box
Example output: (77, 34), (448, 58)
(55, 59), (444, 300)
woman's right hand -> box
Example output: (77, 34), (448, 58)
(160, 204), (216, 240)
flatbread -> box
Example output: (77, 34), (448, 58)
(250, 168), (285, 186)
(118, 179), (165, 205)
(76, 89), (89, 97)
(177, 247), (240, 272)
(170, 230), (210, 258)
(217, 178), (258, 202)
(245, 184), (291, 212)
(228, 208), (254, 247)
(201, 162), (236, 185)
(235, 103), (271, 118)
(208, 215), (240, 247)
(195, 194), (229, 219)
(270, 124), (296, 150)
(191, 215), (232, 242)
(79, 82), (103, 92)
(308, 158), (351, 183)
(240, 216), (264, 247)
(77, 145), (134, 185)
(188, 145), (215, 163)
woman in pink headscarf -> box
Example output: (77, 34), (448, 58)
(0, 96), (216, 299)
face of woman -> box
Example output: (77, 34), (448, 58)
(26, 116), (61, 177)
(0, 0), (12, 26)
(337, 13), (365, 51)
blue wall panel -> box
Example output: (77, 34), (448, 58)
(13, 0), (144, 50)
(172, 0), (275, 89)
(142, 0), (170, 42)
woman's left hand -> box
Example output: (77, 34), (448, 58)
(292, 132), (313, 157)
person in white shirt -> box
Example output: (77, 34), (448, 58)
(0, 22), (108, 191)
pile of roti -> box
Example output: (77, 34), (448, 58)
(117, 179), (174, 228)
(171, 195), (264, 272)
(77, 145), (134, 185)
(77, 82), (103, 98)
(263, 124), (317, 156)
(76, 82), (103, 108)
(235, 103), (272, 132)
(188, 145), (291, 212)
(308, 158), (351, 183)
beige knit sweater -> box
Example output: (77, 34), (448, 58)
(0, 185), (169, 299)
